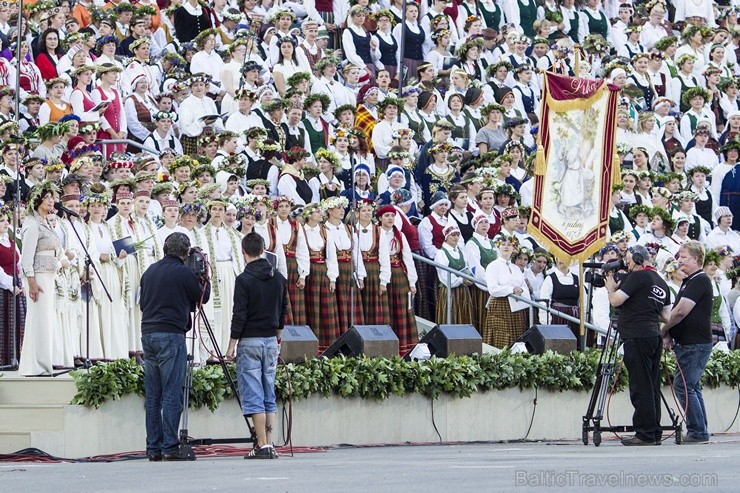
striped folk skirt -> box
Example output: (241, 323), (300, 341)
(285, 256), (306, 326)
(388, 264), (418, 354)
(0, 289), (26, 366)
(470, 286), (489, 333)
(361, 259), (390, 326)
(435, 285), (474, 326)
(414, 257), (438, 322)
(482, 297), (528, 349)
(336, 261), (364, 335)
(305, 262), (340, 352)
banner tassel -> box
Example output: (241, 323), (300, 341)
(535, 144), (546, 176)
(612, 152), (621, 187)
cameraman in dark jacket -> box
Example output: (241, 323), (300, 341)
(605, 245), (671, 446)
(226, 233), (288, 459)
(140, 233), (210, 461)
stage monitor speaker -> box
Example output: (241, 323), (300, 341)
(419, 324), (482, 358)
(518, 324), (576, 354)
(280, 325), (318, 363)
(322, 325), (398, 358)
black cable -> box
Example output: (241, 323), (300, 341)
(724, 386), (740, 433)
(278, 356), (294, 457)
(430, 398), (442, 442)
(521, 387), (538, 441)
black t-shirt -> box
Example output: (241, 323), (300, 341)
(616, 268), (671, 339)
(669, 270), (713, 345)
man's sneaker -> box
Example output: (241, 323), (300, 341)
(621, 435), (659, 446)
(245, 446), (274, 459)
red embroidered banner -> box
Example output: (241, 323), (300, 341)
(530, 73), (621, 261)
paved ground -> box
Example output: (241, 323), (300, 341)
(2, 435), (737, 492)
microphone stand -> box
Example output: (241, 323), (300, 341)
(53, 212), (113, 377)
(349, 146), (358, 328)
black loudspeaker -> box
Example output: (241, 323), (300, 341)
(280, 325), (318, 363)
(518, 324), (577, 354)
(322, 325), (399, 358)
(419, 324), (482, 358)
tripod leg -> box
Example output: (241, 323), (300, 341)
(199, 310), (257, 443)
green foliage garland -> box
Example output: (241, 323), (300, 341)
(70, 350), (740, 411)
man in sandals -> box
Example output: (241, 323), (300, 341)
(226, 233), (288, 459)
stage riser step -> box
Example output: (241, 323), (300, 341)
(0, 405), (65, 432)
(0, 377), (77, 405)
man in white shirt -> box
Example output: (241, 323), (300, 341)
(143, 111), (183, 156)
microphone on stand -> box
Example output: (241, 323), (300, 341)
(54, 202), (81, 218)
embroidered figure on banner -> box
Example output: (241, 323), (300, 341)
(550, 108), (600, 220)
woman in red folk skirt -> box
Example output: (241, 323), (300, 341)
(357, 200), (390, 326)
(377, 205), (418, 354)
(0, 205), (25, 366)
(302, 203), (340, 352)
(273, 195), (310, 326)
(323, 196), (364, 334)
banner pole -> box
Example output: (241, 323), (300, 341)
(579, 263), (586, 351)
(574, 44), (581, 78)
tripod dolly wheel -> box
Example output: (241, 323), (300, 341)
(593, 431), (601, 447)
(675, 429), (682, 445)
(582, 428), (589, 445)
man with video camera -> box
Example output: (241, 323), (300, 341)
(226, 232), (288, 459)
(139, 233), (210, 461)
(605, 244), (671, 446)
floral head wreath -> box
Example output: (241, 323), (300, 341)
(267, 7), (297, 23)
(432, 28), (451, 42)
(610, 230), (632, 244)
(494, 233), (519, 248)
(286, 71), (312, 87)
(26, 180), (60, 214)
(272, 195), (294, 210)
(315, 55), (341, 72)
(392, 128), (415, 139)
(0, 200), (12, 218)
(377, 97), (403, 115)
(83, 189), (112, 208)
(582, 34), (610, 54)
(168, 156), (195, 174)
(329, 129), (351, 144)
(301, 203), (322, 221)
(428, 142), (453, 155)
(36, 122), (69, 141)
(197, 182), (222, 200)
(674, 53), (697, 67)
(303, 92), (331, 111)
(198, 133), (219, 148)
(0, 86), (14, 98)
(320, 196), (349, 212)
(704, 249), (722, 267)
(370, 9), (395, 24)
(246, 178), (271, 190)
(516, 245), (533, 260)
(193, 28), (218, 49)
(179, 202), (204, 216)
(193, 162), (217, 178)
(256, 140), (281, 153)
(237, 204), (261, 221)
(220, 155), (247, 177)
(44, 160), (66, 173)
(315, 148), (341, 169)
(688, 165), (712, 177)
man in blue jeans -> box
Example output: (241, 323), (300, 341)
(140, 233), (210, 461)
(226, 233), (288, 459)
(662, 240), (714, 444)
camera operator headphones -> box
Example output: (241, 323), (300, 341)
(628, 245), (647, 265)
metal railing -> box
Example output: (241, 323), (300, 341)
(412, 253), (607, 336)
(99, 139), (159, 157)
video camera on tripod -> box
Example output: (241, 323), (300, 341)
(184, 247), (209, 286)
(583, 260), (628, 288)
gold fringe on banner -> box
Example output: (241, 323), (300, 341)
(612, 153), (621, 187)
(535, 144), (546, 175)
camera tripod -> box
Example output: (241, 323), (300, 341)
(582, 321), (683, 446)
(178, 304), (257, 459)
